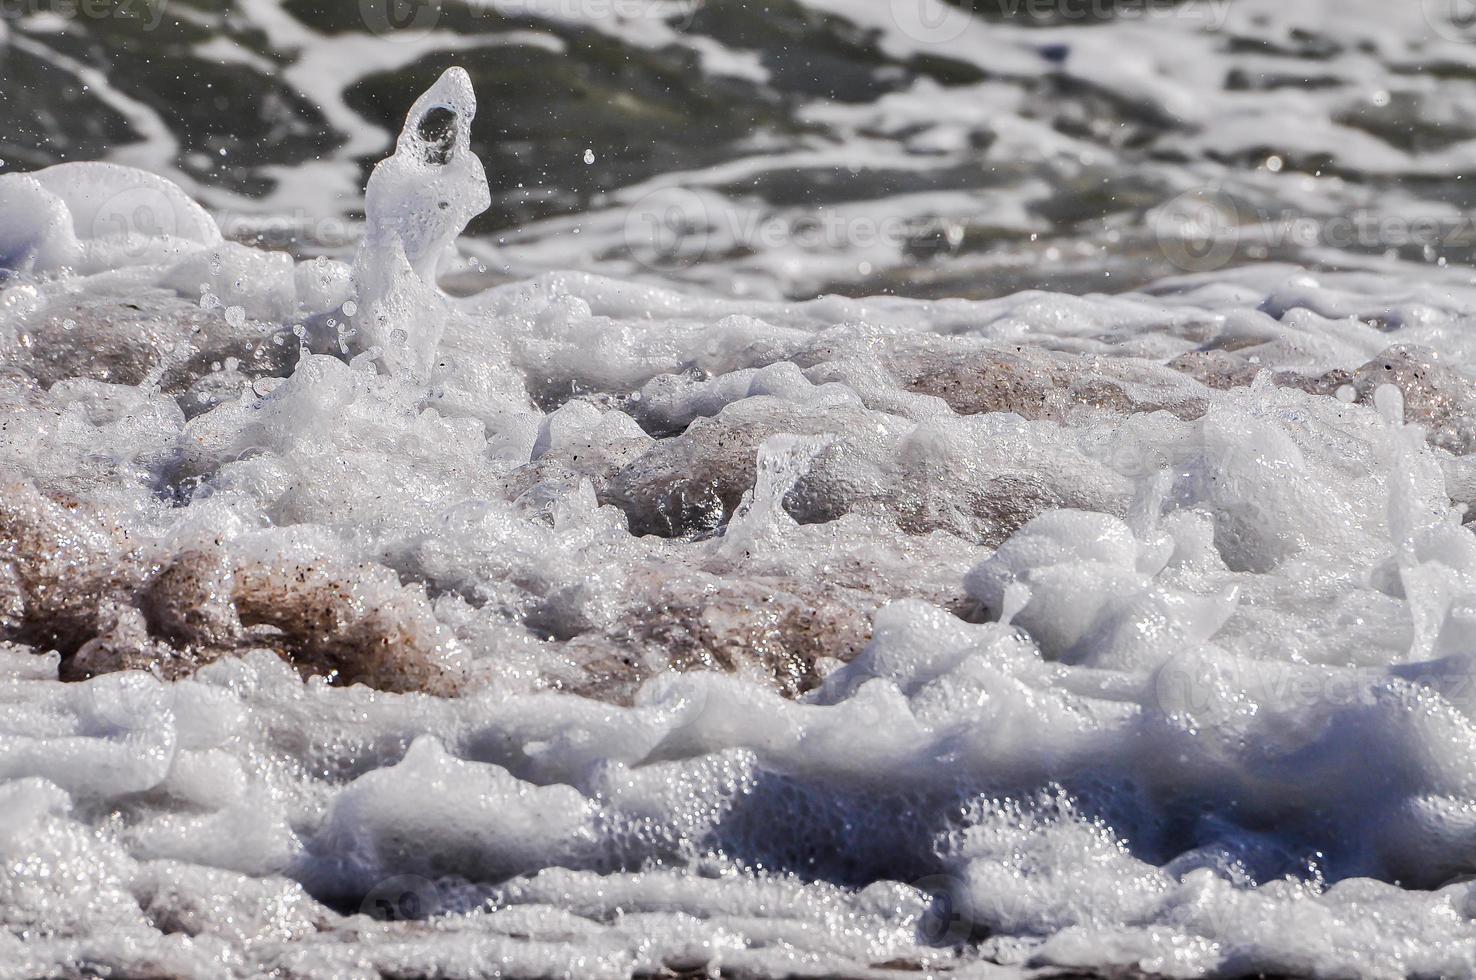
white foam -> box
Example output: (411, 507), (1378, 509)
(6, 67), (1476, 980)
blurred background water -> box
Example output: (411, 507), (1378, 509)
(2, 0), (1474, 299)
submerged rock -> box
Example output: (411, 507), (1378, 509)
(1170, 342), (1476, 456)
(562, 572), (876, 704)
(0, 476), (464, 694)
(6, 289), (290, 396)
(890, 339), (1210, 422)
(1334, 345), (1476, 455)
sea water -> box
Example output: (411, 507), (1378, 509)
(5, 23), (1476, 980)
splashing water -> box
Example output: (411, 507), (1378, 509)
(350, 67), (490, 380)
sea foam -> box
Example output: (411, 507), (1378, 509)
(4, 68), (1476, 979)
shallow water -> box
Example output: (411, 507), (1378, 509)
(6, 3), (1476, 979)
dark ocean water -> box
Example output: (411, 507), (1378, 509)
(5, 0), (1473, 298)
